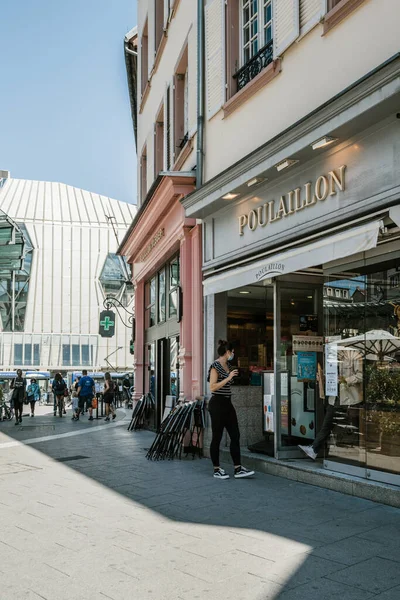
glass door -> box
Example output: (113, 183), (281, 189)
(275, 279), (323, 456)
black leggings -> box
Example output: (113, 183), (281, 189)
(208, 395), (241, 467)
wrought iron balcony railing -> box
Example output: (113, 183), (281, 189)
(233, 40), (274, 92)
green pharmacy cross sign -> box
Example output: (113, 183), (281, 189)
(99, 310), (116, 338)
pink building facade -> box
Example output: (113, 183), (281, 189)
(119, 174), (203, 426)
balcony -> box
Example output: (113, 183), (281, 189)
(233, 40), (274, 92)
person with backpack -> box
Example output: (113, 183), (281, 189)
(77, 370), (95, 421)
(52, 373), (67, 417)
(10, 369), (26, 425)
(26, 378), (40, 417)
(103, 372), (116, 422)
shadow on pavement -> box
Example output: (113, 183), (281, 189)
(1, 406), (400, 600)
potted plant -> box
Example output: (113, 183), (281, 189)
(366, 366), (400, 456)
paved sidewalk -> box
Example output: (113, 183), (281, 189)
(0, 408), (399, 600)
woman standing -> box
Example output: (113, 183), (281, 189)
(207, 340), (254, 480)
(27, 378), (40, 417)
(10, 369), (26, 425)
(103, 372), (116, 422)
(52, 373), (67, 418)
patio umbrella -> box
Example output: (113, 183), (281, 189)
(337, 330), (400, 362)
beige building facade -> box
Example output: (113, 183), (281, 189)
(180, 0), (400, 496)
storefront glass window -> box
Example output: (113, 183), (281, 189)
(324, 254), (400, 478)
(145, 277), (156, 328)
(148, 343), (156, 399)
(159, 269), (166, 322)
(169, 257), (180, 319)
(169, 336), (179, 397)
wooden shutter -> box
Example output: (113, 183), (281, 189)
(273, 0), (300, 58)
(164, 0), (170, 29)
(164, 86), (171, 170)
(148, 0), (155, 76)
(146, 129), (155, 187)
(205, 0), (225, 120)
(300, 0), (325, 35)
(188, 24), (197, 137)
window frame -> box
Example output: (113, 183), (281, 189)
(168, 256), (180, 320)
(240, 0), (272, 68)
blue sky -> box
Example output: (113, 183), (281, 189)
(0, 0), (137, 205)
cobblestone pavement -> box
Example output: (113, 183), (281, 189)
(0, 405), (400, 600)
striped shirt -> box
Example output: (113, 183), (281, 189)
(207, 361), (231, 396)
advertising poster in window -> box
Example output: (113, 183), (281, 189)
(325, 336), (340, 397)
(297, 352), (317, 381)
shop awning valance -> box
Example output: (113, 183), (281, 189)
(203, 220), (381, 296)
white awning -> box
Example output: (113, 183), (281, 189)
(203, 219), (381, 296)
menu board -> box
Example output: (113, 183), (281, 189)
(293, 335), (324, 353)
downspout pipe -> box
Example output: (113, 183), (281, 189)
(196, 0), (205, 189)
(124, 43), (138, 57)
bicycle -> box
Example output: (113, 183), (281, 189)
(0, 398), (13, 421)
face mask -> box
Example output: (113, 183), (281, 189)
(227, 353), (234, 361)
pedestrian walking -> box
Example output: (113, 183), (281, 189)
(71, 376), (80, 419)
(122, 376), (130, 408)
(103, 372), (116, 422)
(207, 340), (254, 480)
(26, 378), (40, 417)
(52, 373), (67, 417)
(77, 370), (95, 421)
(10, 369), (26, 425)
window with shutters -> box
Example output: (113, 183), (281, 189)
(241, 0), (272, 65)
(155, 0), (164, 51)
(225, 0), (274, 95)
(140, 20), (149, 96)
(165, 86), (171, 170)
(173, 45), (189, 159)
(155, 103), (164, 176)
(140, 145), (147, 203)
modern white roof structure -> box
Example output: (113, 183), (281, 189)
(0, 177), (135, 227)
(0, 174), (136, 373)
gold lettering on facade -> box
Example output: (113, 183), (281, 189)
(305, 182), (316, 206)
(315, 176), (329, 201)
(294, 187), (305, 212)
(276, 196), (288, 219)
(248, 210), (257, 231)
(138, 228), (165, 262)
(238, 166), (347, 236)
(287, 190), (295, 215)
(257, 204), (268, 227)
(269, 200), (278, 222)
(329, 165), (346, 195)
(238, 214), (248, 236)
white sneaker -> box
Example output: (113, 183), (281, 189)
(234, 466), (255, 479)
(298, 445), (317, 460)
(213, 468), (229, 480)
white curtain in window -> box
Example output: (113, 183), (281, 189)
(273, 0), (300, 58)
(205, 0), (226, 120)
